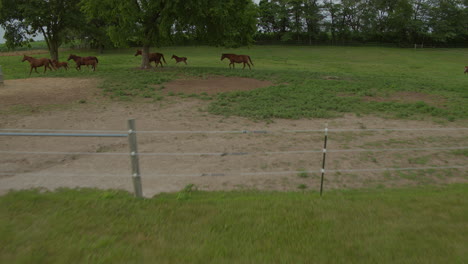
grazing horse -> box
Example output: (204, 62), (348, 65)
(67, 54), (98, 71)
(220, 53), (254, 70)
(171, 55), (188, 65)
(52, 60), (69, 71)
(21, 55), (54, 76)
(465, 66), (468, 74)
(135, 49), (166, 67)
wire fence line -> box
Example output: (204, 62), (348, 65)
(1, 165), (467, 179)
(1, 127), (468, 134)
(1, 123), (467, 197)
(0, 146), (466, 157)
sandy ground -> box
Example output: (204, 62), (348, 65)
(0, 77), (467, 197)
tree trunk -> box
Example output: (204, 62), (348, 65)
(49, 41), (59, 61)
(140, 45), (151, 69)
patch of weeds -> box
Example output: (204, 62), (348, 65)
(200, 96), (213, 100)
(168, 91), (176, 96)
(177, 184), (196, 201)
(142, 92), (153, 98)
(408, 156), (429, 165)
(152, 95), (164, 101)
(297, 169), (309, 178)
(297, 184), (307, 190)
(78, 99), (87, 104)
(451, 149), (468, 157)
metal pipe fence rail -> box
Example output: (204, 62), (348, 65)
(1, 123), (467, 197)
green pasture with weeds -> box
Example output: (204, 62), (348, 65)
(1, 45), (467, 121)
(1, 185), (467, 263)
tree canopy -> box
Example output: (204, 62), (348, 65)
(256, 0), (468, 46)
(0, 0), (82, 60)
(80, 0), (258, 68)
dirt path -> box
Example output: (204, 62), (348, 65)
(1, 78), (467, 197)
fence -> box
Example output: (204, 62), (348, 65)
(0, 119), (143, 197)
(1, 121), (467, 197)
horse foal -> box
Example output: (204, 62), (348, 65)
(171, 55), (188, 65)
(52, 60), (69, 71)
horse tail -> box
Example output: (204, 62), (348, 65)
(248, 56), (254, 66)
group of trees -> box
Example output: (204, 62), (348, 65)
(0, 0), (257, 68)
(257, 0), (468, 46)
(0, 0), (467, 67)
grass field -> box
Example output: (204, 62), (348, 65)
(1, 45), (467, 121)
(0, 185), (467, 263)
(1, 45), (467, 263)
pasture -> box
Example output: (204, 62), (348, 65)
(0, 45), (467, 195)
(1, 45), (467, 120)
(0, 45), (467, 262)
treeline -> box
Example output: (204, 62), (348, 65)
(1, 0), (467, 60)
(255, 0), (468, 47)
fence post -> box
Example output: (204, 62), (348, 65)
(128, 119), (143, 198)
(0, 66), (4, 86)
(320, 123), (328, 196)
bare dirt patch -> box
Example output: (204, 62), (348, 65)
(160, 76), (274, 95)
(362, 91), (447, 107)
(0, 78), (466, 197)
(0, 78), (101, 110)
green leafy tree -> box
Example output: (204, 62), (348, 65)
(81, 0), (257, 69)
(0, 0), (82, 60)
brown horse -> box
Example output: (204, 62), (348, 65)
(221, 53), (254, 70)
(21, 55), (54, 76)
(464, 66), (468, 74)
(67, 54), (98, 71)
(171, 55), (187, 65)
(52, 60), (69, 71)
(135, 49), (166, 67)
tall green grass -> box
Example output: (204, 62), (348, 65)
(0, 185), (467, 263)
(1, 46), (467, 120)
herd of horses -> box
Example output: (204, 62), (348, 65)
(21, 50), (255, 76)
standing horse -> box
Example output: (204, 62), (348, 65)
(67, 54), (98, 71)
(221, 53), (254, 70)
(171, 55), (188, 65)
(52, 60), (69, 71)
(21, 55), (54, 76)
(135, 49), (166, 67)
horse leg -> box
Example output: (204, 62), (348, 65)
(29, 66), (33, 76)
(184, 60), (187, 65)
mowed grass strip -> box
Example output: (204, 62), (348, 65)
(1, 185), (467, 263)
(1, 46), (467, 120)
